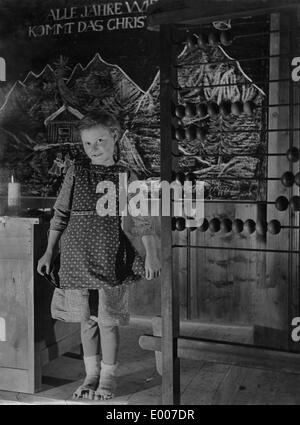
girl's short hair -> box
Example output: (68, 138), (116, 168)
(77, 111), (121, 162)
(77, 111), (121, 137)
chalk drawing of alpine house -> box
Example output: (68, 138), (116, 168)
(0, 54), (152, 195)
(44, 104), (84, 145)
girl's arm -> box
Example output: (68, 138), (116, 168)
(46, 229), (63, 255)
(37, 165), (75, 276)
(141, 234), (158, 257)
(126, 170), (161, 280)
(48, 164), (75, 234)
(37, 230), (62, 275)
(142, 234), (161, 280)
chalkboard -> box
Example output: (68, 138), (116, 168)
(0, 2), (270, 201)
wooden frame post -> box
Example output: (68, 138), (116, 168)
(160, 24), (180, 405)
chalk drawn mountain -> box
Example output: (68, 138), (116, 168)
(0, 41), (267, 199)
(66, 53), (145, 117)
(173, 41), (266, 200)
(0, 53), (157, 195)
(128, 71), (160, 175)
(125, 40), (266, 199)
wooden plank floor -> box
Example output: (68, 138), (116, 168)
(0, 317), (300, 405)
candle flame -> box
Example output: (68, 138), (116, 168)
(11, 175), (14, 183)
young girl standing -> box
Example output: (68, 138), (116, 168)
(37, 111), (161, 401)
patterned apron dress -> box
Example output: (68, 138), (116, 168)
(51, 161), (146, 325)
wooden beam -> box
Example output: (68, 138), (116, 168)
(147, 0), (299, 29)
(139, 334), (300, 374)
(160, 24), (181, 405)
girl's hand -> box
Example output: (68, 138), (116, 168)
(37, 251), (53, 276)
(145, 254), (161, 280)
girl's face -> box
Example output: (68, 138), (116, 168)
(80, 124), (117, 165)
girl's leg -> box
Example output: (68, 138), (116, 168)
(95, 324), (120, 400)
(73, 319), (100, 400)
(99, 324), (119, 364)
(81, 318), (100, 357)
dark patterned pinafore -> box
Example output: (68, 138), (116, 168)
(58, 162), (145, 290)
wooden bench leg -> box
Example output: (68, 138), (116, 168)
(152, 316), (162, 376)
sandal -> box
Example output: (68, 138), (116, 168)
(72, 355), (100, 400)
(72, 380), (98, 400)
(94, 361), (118, 401)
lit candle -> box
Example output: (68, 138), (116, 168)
(8, 174), (21, 207)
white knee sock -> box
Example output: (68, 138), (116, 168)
(100, 360), (118, 375)
(83, 355), (100, 382)
(97, 360), (118, 395)
(73, 354), (100, 398)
